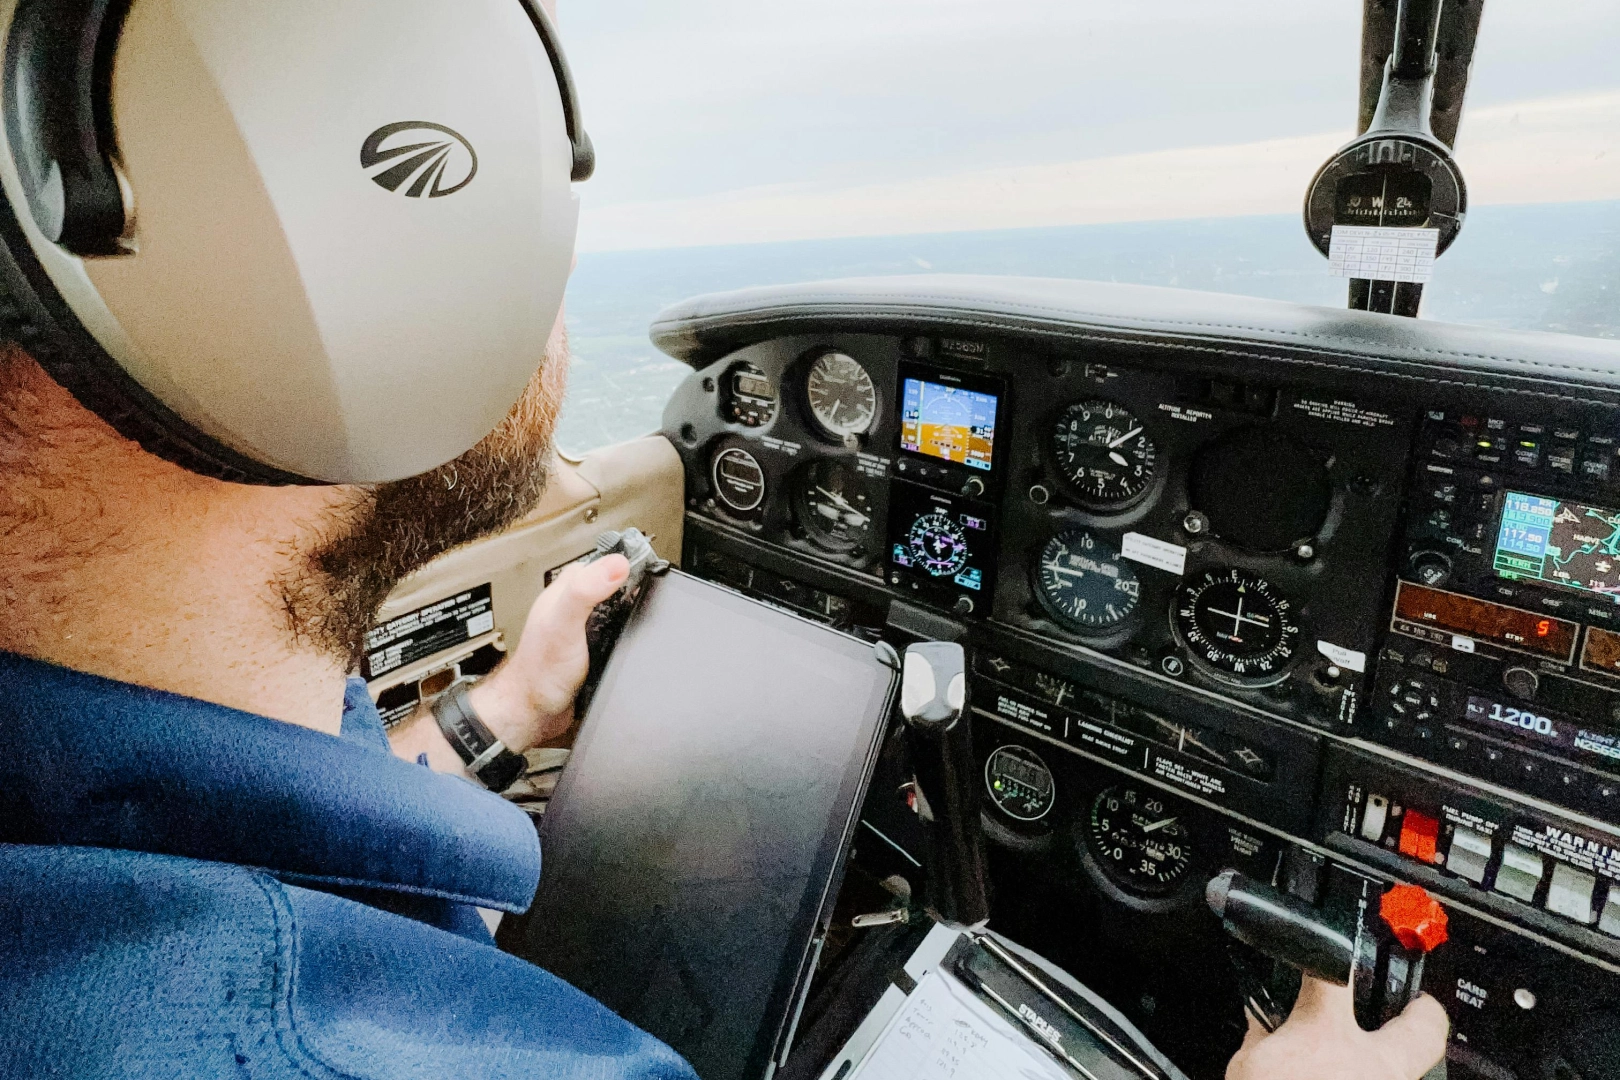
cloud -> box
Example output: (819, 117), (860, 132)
(577, 91), (1620, 253)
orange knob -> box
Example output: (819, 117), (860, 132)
(1380, 883), (1449, 953)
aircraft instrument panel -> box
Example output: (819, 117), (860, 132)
(654, 278), (1620, 1080)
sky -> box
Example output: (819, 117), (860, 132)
(555, 0), (1620, 252)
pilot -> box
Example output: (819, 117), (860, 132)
(0, 0), (1447, 1077)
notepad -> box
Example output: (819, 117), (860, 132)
(849, 969), (1076, 1080)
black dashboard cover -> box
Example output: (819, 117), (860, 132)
(649, 275), (1620, 406)
(503, 569), (899, 1080)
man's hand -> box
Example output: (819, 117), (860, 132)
(1227, 977), (1448, 1080)
(469, 553), (629, 750)
(389, 554), (628, 775)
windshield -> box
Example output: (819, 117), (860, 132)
(554, 0), (1620, 453)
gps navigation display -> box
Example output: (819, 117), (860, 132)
(1494, 491), (1620, 602)
(899, 376), (998, 472)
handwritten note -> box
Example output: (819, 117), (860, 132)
(850, 970), (1074, 1080)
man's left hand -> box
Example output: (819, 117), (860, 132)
(388, 553), (629, 774)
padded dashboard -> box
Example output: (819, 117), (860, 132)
(654, 276), (1620, 1080)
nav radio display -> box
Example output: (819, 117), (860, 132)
(899, 376), (998, 472)
(1495, 490), (1620, 602)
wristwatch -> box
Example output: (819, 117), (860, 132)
(430, 681), (528, 792)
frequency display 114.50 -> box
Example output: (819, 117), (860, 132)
(1494, 491), (1620, 602)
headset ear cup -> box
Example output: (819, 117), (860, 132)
(0, 197), (311, 485)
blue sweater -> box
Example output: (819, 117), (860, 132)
(0, 652), (697, 1080)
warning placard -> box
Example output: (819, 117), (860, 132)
(363, 583), (494, 680)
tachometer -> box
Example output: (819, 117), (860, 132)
(907, 513), (970, 577)
(1172, 568), (1301, 685)
(795, 459), (874, 553)
(805, 352), (877, 440)
(1034, 529), (1140, 633)
(985, 745), (1055, 822)
(1085, 784), (1194, 896)
(1050, 400), (1158, 508)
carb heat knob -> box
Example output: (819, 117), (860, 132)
(1379, 883), (1449, 954)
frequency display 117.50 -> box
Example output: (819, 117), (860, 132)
(1494, 491), (1620, 602)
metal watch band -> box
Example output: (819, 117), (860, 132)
(431, 681), (527, 792)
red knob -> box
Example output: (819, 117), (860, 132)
(1380, 883), (1449, 953)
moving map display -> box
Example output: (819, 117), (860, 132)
(899, 376), (998, 472)
(1494, 491), (1620, 602)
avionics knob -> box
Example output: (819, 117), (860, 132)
(1504, 666), (1540, 700)
(962, 477), (986, 497)
(1379, 884), (1449, 954)
(1407, 550), (1452, 587)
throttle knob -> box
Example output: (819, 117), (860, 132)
(1379, 883), (1449, 953)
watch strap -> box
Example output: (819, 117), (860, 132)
(431, 681), (527, 792)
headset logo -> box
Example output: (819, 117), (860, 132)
(360, 122), (478, 198)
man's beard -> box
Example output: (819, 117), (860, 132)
(275, 340), (569, 670)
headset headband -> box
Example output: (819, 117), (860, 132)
(0, 0), (593, 484)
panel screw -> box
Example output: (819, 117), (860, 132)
(584, 507), (598, 523)
(1514, 988), (1536, 1010)
(1182, 511), (1207, 535)
(1029, 484), (1051, 505)
(1296, 543), (1315, 560)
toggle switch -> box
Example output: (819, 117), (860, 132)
(1445, 826), (1492, 885)
(1598, 884), (1620, 938)
(1361, 794), (1390, 843)
(1546, 863), (1598, 924)
(1494, 843), (1546, 903)
(1398, 808), (1440, 864)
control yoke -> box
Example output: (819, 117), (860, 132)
(1208, 869), (1449, 1032)
(899, 642), (991, 926)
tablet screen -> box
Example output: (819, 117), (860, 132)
(503, 570), (898, 1080)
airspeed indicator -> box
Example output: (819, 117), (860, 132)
(1034, 529), (1140, 633)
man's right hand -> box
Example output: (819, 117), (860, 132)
(1226, 976), (1449, 1080)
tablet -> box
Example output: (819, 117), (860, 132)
(500, 569), (900, 1080)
